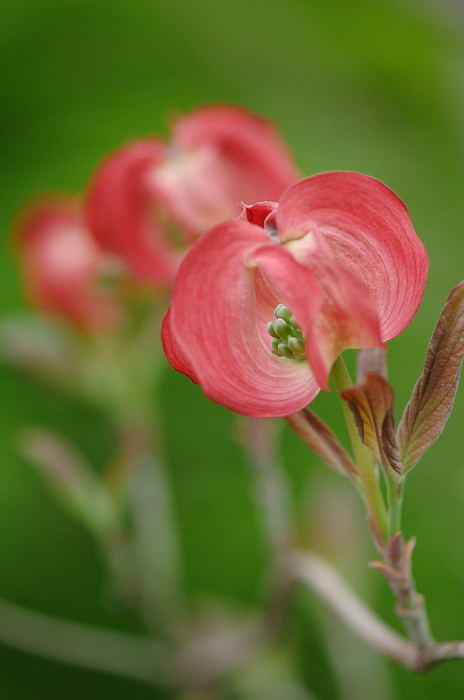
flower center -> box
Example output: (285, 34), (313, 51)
(267, 304), (306, 360)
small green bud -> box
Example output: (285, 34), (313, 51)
(273, 318), (291, 340)
(267, 321), (279, 339)
(271, 338), (280, 354)
(288, 336), (305, 357)
(277, 342), (293, 359)
(274, 304), (292, 323)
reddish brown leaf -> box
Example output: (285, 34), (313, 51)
(341, 373), (402, 477)
(286, 408), (357, 478)
(398, 281), (464, 471)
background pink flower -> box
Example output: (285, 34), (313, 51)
(85, 104), (300, 284)
(16, 197), (120, 330)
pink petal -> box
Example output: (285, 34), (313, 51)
(85, 140), (180, 285)
(276, 172), (428, 341)
(16, 198), (119, 329)
(167, 220), (319, 417)
(161, 308), (199, 383)
(153, 105), (299, 236)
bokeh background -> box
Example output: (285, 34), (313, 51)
(1, 0), (464, 698)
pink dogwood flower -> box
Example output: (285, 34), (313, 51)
(16, 197), (120, 329)
(85, 104), (299, 284)
(162, 172), (428, 417)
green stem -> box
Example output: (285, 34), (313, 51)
(386, 477), (403, 539)
(330, 356), (388, 546)
(86, 316), (182, 635)
(114, 400), (182, 636)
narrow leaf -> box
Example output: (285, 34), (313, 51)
(398, 281), (464, 471)
(341, 373), (402, 477)
(286, 408), (358, 477)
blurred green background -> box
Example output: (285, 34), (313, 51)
(1, 0), (464, 697)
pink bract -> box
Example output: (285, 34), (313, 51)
(85, 104), (299, 285)
(162, 172), (429, 417)
(16, 197), (120, 330)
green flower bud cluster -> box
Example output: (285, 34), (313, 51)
(267, 304), (306, 360)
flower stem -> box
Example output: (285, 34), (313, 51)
(288, 550), (464, 671)
(114, 402), (182, 635)
(386, 477), (403, 538)
(330, 356), (388, 546)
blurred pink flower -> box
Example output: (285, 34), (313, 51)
(16, 197), (120, 330)
(85, 104), (299, 285)
(162, 172), (428, 417)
